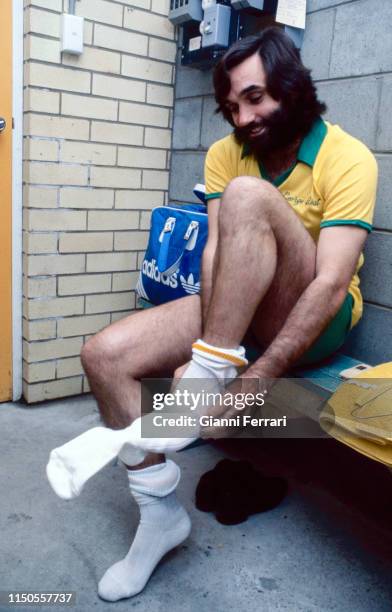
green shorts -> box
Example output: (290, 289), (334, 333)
(244, 293), (354, 367)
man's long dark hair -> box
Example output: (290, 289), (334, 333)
(213, 27), (326, 139)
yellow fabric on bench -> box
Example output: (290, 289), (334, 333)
(320, 362), (392, 467)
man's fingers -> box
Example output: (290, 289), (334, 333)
(173, 362), (190, 380)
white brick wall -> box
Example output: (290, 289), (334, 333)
(23, 0), (177, 402)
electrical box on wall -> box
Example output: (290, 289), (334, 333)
(169, 0), (203, 25)
(61, 13), (84, 55)
(169, 0), (305, 70)
(231, 0), (264, 9)
(200, 3), (231, 48)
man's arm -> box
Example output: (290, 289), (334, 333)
(201, 198), (220, 327)
(245, 225), (369, 379)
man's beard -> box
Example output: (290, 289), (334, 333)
(234, 103), (304, 159)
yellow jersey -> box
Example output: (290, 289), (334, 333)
(204, 118), (378, 327)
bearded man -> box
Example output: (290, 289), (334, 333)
(48, 28), (378, 601)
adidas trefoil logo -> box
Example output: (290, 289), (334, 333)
(180, 273), (200, 295)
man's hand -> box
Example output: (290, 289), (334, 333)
(172, 362), (191, 384)
(199, 374), (269, 440)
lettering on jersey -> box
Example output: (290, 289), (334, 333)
(283, 191), (321, 207)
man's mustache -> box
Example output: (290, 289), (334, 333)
(234, 120), (265, 141)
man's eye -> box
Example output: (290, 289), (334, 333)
(249, 96), (263, 104)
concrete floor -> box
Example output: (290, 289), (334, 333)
(1, 394), (392, 612)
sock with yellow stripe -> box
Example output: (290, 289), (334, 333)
(118, 339), (248, 462)
(117, 340), (248, 465)
(186, 339), (248, 388)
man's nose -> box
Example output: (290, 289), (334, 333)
(237, 106), (255, 128)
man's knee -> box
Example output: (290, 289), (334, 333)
(80, 328), (119, 379)
(221, 176), (277, 219)
(225, 176), (276, 203)
(219, 176), (276, 234)
(80, 333), (101, 377)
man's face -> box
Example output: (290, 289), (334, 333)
(224, 53), (294, 155)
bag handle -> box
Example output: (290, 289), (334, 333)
(157, 217), (176, 275)
(157, 219), (200, 275)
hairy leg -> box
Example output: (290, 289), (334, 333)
(81, 295), (201, 466)
(68, 300), (201, 601)
(203, 176), (317, 349)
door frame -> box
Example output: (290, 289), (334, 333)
(12, 0), (23, 401)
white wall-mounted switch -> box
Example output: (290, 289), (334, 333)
(61, 14), (84, 55)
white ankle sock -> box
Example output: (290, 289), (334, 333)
(98, 460), (191, 601)
(46, 341), (247, 500)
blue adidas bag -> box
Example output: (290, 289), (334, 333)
(136, 203), (208, 306)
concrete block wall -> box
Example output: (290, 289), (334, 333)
(169, 0), (392, 365)
(23, 0), (176, 402)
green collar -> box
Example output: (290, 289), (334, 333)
(297, 117), (327, 167)
(241, 117), (327, 168)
